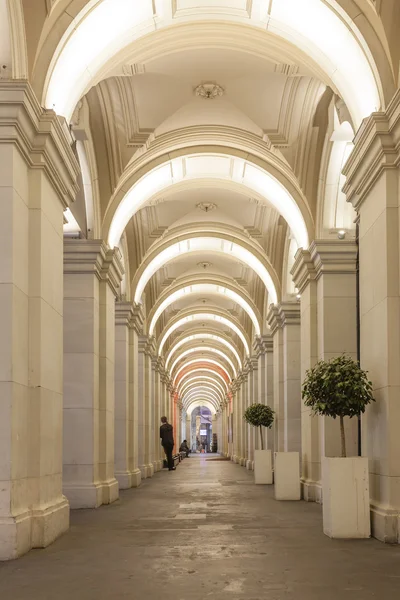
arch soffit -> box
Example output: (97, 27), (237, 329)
(173, 358), (233, 384)
(133, 226), (281, 307)
(157, 306), (251, 356)
(176, 368), (230, 391)
(42, 2), (384, 127)
(186, 401), (217, 417)
(182, 388), (221, 404)
(179, 380), (225, 401)
(179, 377), (226, 399)
(169, 344), (240, 374)
(105, 147), (312, 253)
(147, 274), (262, 338)
(164, 329), (244, 369)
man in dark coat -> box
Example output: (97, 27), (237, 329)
(160, 416), (175, 471)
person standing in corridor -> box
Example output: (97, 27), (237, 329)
(160, 416), (175, 471)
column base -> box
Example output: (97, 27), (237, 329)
(153, 460), (162, 472)
(140, 464), (154, 478)
(146, 463), (155, 477)
(63, 478), (119, 509)
(370, 504), (400, 544)
(116, 470), (142, 490)
(131, 469), (142, 488)
(239, 457), (246, 467)
(301, 478), (322, 503)
(0, 497), (70, 561)
(246, 460), (254, 471)
(232, 455), (238, 463)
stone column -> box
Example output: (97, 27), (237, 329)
(231, 383), (239, 463)
(137, 337), (146, 478)
(63, 241), (123, 508)
(152, 358), (162, 471)
(267, 303), (301, 454)
(130, 305), (144, 487)
(254, 336), (274, 452)
(342, 94), (400, 542)
(114, 302), (141, 489)
(0, 82), (79, 559)
(143, 340), (155, 477)
(292, 242), (358, 501)
(186, 413), (191, 448)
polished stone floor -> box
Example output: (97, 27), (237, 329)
(1, 456), (400, 599)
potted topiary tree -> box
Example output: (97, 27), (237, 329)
(244, 403), (274, 484)
(302, 354), (375, 538)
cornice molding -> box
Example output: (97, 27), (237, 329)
(253, 335), (273, 356)
(343, 89), (400, 211)
(0, 81), (79, 208)
(267, 301), (300, 333)
(63, 239), (108, 278)
(115, 301), (133, 327)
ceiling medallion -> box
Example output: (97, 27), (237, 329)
(194, 82), (224, 100)
(197, 202), (217, 213)
(197, 261), (212, 270)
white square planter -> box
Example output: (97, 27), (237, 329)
(274, 452), (301, 500)
(322, 457), (370, 539)
(254, 450), (273, 484)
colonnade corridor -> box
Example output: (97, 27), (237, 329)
(0, 457), (399, 600)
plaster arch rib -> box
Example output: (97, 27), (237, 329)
(103, 140), (313, 252)
(147, 276), (262, 338)
(42, 0), (384, 127)
(131, 225), (281, 308)
(157, 306), (251, 357)
(164, 330), (244, 371)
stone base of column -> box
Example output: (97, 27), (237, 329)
(246, 460), (254, 471)
(239, 457), (246, 467)
(64, 479), (119, 509)
(153, 460), (162, 472)
(116, 470), (143, 490)
(370, 504), (400, 544)
(0, 497), (70, 561)
(301, 479), (322, 503)
(142, 464), (154, 478)
(131, 469), (142, 487)
(232, 455), (239, 463)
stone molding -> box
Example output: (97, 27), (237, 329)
(64, 239), (124, 297)
(291, 240), (357, 293)
(267, 302), (300, 333)
(343, 88), (400, 211)
(0, 80), (79, 207)
(131, 303), (145, 335)
(115, 301), (133, 327)
(253, 335), (272, 357)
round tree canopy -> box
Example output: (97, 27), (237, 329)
(244, 403), (274, 428)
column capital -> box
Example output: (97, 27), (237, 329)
(63, 240), (124, 297)
(291, 241), (357, 293)
(267, 302), (300, 333)
(115, 301), (133, 326)
(0, 80), (80, 208)
(291, 248), (316, 294)
(309, 240), (357, 277)
(343, 89), (400, 211)
(131, 303), (145, 335)
(253, 335), (273, 357)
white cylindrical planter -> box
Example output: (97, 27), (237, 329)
(274, 452), (301, 500)
(254, 450), (273, 484)
(322, 457), (370, 539)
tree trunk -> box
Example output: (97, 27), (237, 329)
(340, 415), (346, 458)
(259, 425), (264, 450)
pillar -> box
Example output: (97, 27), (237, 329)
(0, 82), (79, 559)
(267, 303), (301, 454)
(137, 337), (146, 478)
(130, 304), (144, 486)
(143, 340), (155, 477)
(343, 93), (400, 542)
(114, 302), (141, 489)
(292, 242), (358, 501)
(63, 240), (123, 508)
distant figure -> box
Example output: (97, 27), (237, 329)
(160, 416), (175, 471)
(179, 440), (190, 458)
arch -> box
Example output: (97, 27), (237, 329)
(173, 359), (233, 385)
(133, 228), (280, 307)
(179, 380), (226, 402)
(182, 389), (221, 406)
(165, 332), (243, 370)
(175, 361), (231, 388)
(182, 395), (220, 413)
(186, 401), (216, 416)
(149, 280), (261, 337)
(170, 347), (238, 378)
(177, 369), (229, 391)
(178, 375), (227, 397)
(108, 153), (309, 254)
(158, 310), (250, 356)
(44, 0), (381, 127)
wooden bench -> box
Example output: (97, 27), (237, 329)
(163, 453), (181, 469)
